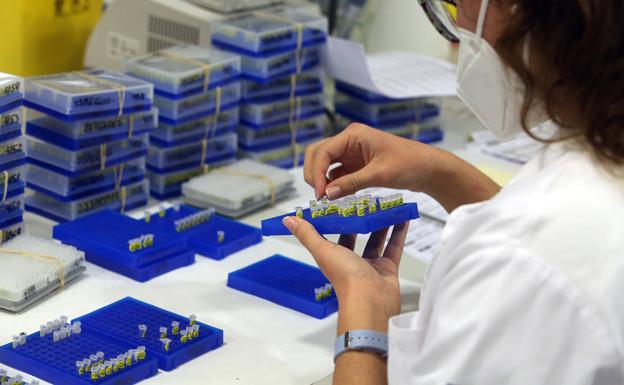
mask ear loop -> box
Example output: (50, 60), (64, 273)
(475, 0), (490, 47)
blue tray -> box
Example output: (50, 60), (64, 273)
(240, 93), (325, 129)
(227, 255), (337, 319)
(154, 81), (240, 122)
(241, 67), (324, 102)
(53, 210), (189, 269)
(146, 205), (262, 260)
(0, 329), (159, 385)
(75, 297), (224, 371)
(237, 114), (324, 151)
(237, 46), (322, 82)
(261, 202), (419, 235)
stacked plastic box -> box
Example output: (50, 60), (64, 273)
(125, 45), (242, 199)
(24, 70), (154, 222)
(212, 7), (328, 169)
(0, 73), (26, 242)
(334, 81), (444, 144)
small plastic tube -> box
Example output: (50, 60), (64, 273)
(96, 351), (105, 364)
(180, 329), (189, 343)
(217, 230), (225, 243)
(52, 331), (60, 343)
(192, 324), (200, 337)
(159, 326), (167, 338)
(72, 321), (82, 335)
(76, 360), (85, 375)
(60, 315), (68, 325)
(295, 206), (303, 218)
(161, 338), (171, 351)
(171, 321), (180, 335)
(40, 324), (47, 337)
(189, 314), (197, 325)
(90, 366), (99, 381)
(172, 202), (181, 212)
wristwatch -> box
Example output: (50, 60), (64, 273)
(334, 330), (388, 362)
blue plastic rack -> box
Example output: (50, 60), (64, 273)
(261, 202), (420, 235)
(227, 255), (337, 319)
(75, 297), (224, 372)
(145, 204), (263, 260)
(0, 328), (159, 385)
(53, 210), (194, 282)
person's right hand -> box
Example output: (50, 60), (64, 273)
(304, 123), (440, 200)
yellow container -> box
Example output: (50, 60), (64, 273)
(0, 0), (103, 76)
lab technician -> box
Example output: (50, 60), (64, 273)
(283, 0), (624, 384)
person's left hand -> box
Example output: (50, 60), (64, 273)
(282, 216), (409, 334)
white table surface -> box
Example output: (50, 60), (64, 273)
(0, 111), (521, 385)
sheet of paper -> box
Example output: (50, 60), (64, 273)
(323, 37), (457, 99)
(466, 127), (551, 165)
(403, 216), (445, 264)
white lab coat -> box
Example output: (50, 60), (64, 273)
(388, 138), (624, 384)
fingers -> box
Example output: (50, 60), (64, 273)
(382, 222), (410, 267)
(282, 216), (357, 278)
(338, 234), (357, 251)
(303, 134), (351, 199)
(362, 228), (390, 259)
(325, 166), (378, 200)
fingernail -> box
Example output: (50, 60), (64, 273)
(282, 216), (298, 232)
(326, 186), (341, 199)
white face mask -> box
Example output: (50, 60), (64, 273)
(456, 0), (547, 139)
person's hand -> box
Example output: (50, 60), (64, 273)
(282, 215), (410, 334)
(304, 123), (440, 200)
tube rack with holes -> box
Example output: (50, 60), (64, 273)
(143, 204), (262, 260)
(125, 45), (241, 97)
(241, 67), (324, 102)
(0, 324), (158, 384)
(238, 113), (324, 151)
(227, 255), (337, 319)
(211, 8), (328, 56)
(26, 180), (149, 223)
(25, 108), (158, 150)
(148, 157), (234, 200)
(0, 235), (85, 312)
(181, 159), (295, 218)
(146, 132), (237, 173)
(239, 92), (324, 128)
(24, 70), (154, 120)
(53, 209), (194, 281)
(26, 158), (146, 202)
(26, 135), (148, 176)
(150, 106), (239, 147)
(154, 81), (241, 123)
(238, 46), (322, 82)
(74, 297), (223, 371)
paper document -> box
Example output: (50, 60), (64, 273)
(467, 130), (545, 165)
(323, 37), (457, 99)
(404, 216), (445, 264)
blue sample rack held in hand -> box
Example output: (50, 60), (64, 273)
(227, 255), (338, 319)
(0, 319), (159, 385)
(145, 203), (263, 260)
(75, 297), (224, 371)
(261, 194), (419, 235)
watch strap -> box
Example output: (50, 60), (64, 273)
(334, 330), (388, 362)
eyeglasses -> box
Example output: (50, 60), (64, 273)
(418, 0), (459, 43)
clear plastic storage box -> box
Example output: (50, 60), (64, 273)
(242, 68), (324, 102)
(240, 46), (321, 81)
(26, 107), (158, 150)
(0, 136), (26, 170)
(0, 72), (24, 108)
(26, 135), (148, 175)
(211, 8), (328, 55)
(182, 159), (295, 217)
(125, 45), (241, 96)
(240, 92), (324, 128)
(0, 194), (24, 225)
(0, 105), (24, 142)
(238, 137), (319, 168)
(148, 157), (235, 199)
(0, 163), (26, 195)
(150, 106), (239, 147)
(25, 70), (154, 119)
(147, 132), (238, 172)
(26, 180), (149, 222)
(27, 158), (146, 201)
(238, 114), (324, 150)
(154, 81), (240, 123)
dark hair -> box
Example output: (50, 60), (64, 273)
(496, 0), (624, 164)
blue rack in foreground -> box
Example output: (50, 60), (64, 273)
(75, 297), (224, 371)
(146, 204), (263, 260)
(228, 255), (337, 319)
(261, 202), (420, 236)
(0, 329), (159, 385)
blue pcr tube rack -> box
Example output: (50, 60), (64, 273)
(261, 201), (419, 236)
(75, 297), (224, 371)
(0, 328), (159, 385)
(227, 255), (337, 319)
(144, 204), (262, 260)
(53, 210), (194, 281)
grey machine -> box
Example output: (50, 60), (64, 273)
(85, 0), (320, 71)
